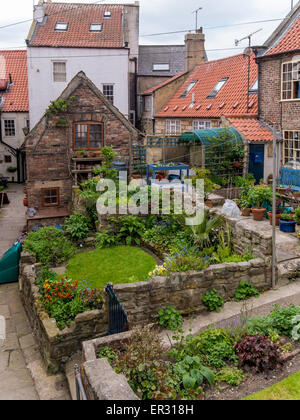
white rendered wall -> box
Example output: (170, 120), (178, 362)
(27, 47), (130, 128)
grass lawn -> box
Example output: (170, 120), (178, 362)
(244, 371), (300, 400)
(64, 246), (157, 289)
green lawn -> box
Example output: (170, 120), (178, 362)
(64, 246), (157, 289)
(244, 371), (300, 400)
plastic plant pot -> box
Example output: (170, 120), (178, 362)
(251, 207), (266, 221)
(279, 219), (296, 233)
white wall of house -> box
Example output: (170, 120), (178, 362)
(27, 47), (130, 128)
(0, 112), (28, 180)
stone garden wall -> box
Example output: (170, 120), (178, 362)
(19, 253), (108, 373)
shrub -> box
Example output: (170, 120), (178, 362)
(96, 229), (120, 249)
(202, 289), (224, 313)
(269, 305), (300, 338)
(295, 207), (300, 225)
(216, 366), (244, 386)
(64, 213), (90, 242)
(111, 216), (145, 245)
(245, 316), (274, 336)
(164, 255), (207, 273)
(178, 329), (237, 368)
(234, 334), (283, 373)
(234, 282), (259, 302)
(23, 227), (75, 267)
(158, 306), (183, 331)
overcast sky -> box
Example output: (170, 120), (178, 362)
(0, 0), (295, 59)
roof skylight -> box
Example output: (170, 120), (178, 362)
(90, 23), (103, 32)
(249, 79), (258, 94)
(55, 22), (68, 31)
(207, 78), (228, 98)
(104, 11), (112, 18)
(180, 80), (198, 98)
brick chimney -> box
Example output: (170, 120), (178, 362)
(184, 28), (206, 73)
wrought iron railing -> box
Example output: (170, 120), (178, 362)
(105, 283), (129, 335)
(74, 364), (87, 401)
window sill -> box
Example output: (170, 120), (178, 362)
(280, 99), (300, 103)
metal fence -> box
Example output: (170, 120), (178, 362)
(106, 283), (129, 336)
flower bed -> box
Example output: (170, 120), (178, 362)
(82, 305), (300, 400)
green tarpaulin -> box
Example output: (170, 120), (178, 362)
(179, 127), (243, 146)
(0, 242), (22, 284)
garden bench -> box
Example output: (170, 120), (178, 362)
(278, 168), (300, 192)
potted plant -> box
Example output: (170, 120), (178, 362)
(230, 143), (245, 168)
(267, 197), (282, 226)
(279, 213), (296, 233)
(247, 184), (273, 221)
(240, 198), (251, 217)
(6, 166), (17, 173)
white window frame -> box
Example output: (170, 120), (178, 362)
(53, 61), (66, 83)
(153, 63), (170, 71)
(193, 120), (212, 131)
(282, 130), (300, 164)
(90, 23), (102, 32)
(102, 84), (114, 104)
(166, 120), (181, 135)
(4, 120), (16, 137)
(55, 22), (68, 31)
(281, 60), (300, 101)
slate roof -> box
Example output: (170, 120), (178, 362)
(0, 50), (28, 112)
(155, 53), (258, 118)
(227, 117), (273, 142)
(138, 45), (185, 76)
(28, 3), (124, 48)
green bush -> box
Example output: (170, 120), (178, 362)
(202, 289), (224, 313)
(269, 305), (300, 338)
(96, 230), (120, 249)
(216, 366), (244, 386)
(294, 207), (300, 225)
(64, 213), (90, 242)
(234, 282), (259, 302)
(158, 306), (183, 331)
(164, 255), (207, 274)
(179, 329), (237, 368)
(23, 227), (75, 267)
(110, 216), (145, 245)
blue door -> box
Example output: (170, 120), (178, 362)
(249, 144), (264, 184)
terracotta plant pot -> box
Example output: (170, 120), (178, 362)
(205, 200), (213, 208)
(233, 161), (242, 168)
(241, 208), (251, 217)
(23, 197), (28, 207)
(267, 211), (281, 226)
(251, 207), (266, 221)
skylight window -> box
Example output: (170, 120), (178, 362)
(55, 22), (68, 31)
(90, 23), (102, 32)
(249, 79), (258, 94)
(153, 63), (170, 71)
(180, 80), (198, 98)
(207, 78), (228, 98)
(104, 11), (112, 18)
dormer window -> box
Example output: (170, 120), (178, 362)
(55, 22), (68, 31)
(180, 80), (198, 98)
(207, 78), (228, 98)
(90, 23), (102, 32)
(153, 63), (170, 71)
(249, 79), (258, 94)
(104, 11), (111, 18)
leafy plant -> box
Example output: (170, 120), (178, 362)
(46, 96), (75, 115)
(269, 305), (300, 338)
(234, 282), (259, 302)
(189, 210), (224, 248)
(202, 289), (224, 313)
(216, 366), (244, 386)
(64, 213), (90, 242)
(247, 184), (273, 208)
(163, 255), (207, 274)
(280, 213), (295, 221)
(98, 346), (117, 364)
(6, 166), (17, 173)
(111, 215), (145, 245)
(294, 207), (300, 224)
(158, 306), (183, 331)
(23, 227), (75, 267)
(96, 229), (120, 248)
(173, 355), (215, 390)
(234, 334), (283, 373)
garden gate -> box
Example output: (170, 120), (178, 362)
(105, 283), (129, 335)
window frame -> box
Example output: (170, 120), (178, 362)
(54, 22), (68, 32)
(53, 61), (67, 83)
(193, 120), (212, 131)
(102, 84), (114, 104)
(281, 60), (300, 101)
(41, 187), (60, 208)
(153, 63), (170, 72)
(4, 120), (16, 137)
(207, 78), (228, 99)
(89, 23), (103, 32)
(282, 130), (300, 165)
(73, 122), (104, 151)
(165, 120), (181, 135)
(180, 80), (198, 98)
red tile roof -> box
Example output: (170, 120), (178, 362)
(29, 3), (124, 48)
(0, 50), (28, 112)
(227, 117), (273, 142)
(143, 72), (186, 95)
(266, 15), (300, 56)
(155, 53), (258, 118)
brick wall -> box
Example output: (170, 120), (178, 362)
(258, 53), (300, 132)
(26, 79), (139, 213)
